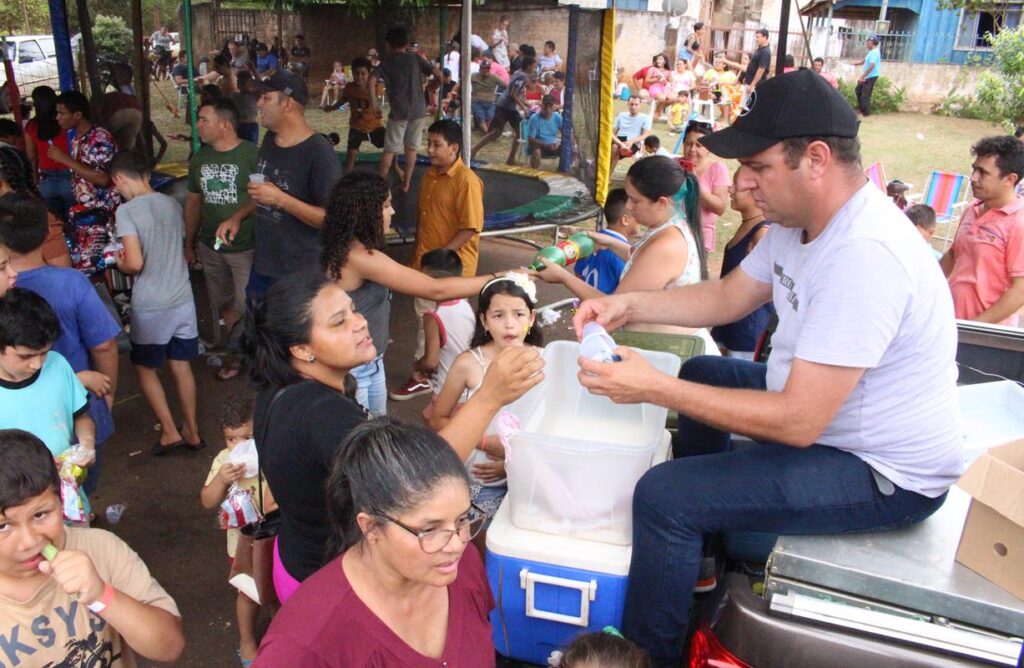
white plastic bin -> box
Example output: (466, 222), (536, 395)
(958, 380), (1024, 466)
(504, 341), (681, 545)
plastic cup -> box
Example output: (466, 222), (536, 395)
(105, 503), (126, 524)
(248, 173), (266, 184)
(580, 322), (621, 363)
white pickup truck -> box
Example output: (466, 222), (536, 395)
(2, 35), (61, 91)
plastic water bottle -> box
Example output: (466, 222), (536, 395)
(529, 232), (597, 270)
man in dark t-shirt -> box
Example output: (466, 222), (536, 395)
(743, 28), (772, 91)
(288, 34), (311, 80)
(239, 72), (341, 297)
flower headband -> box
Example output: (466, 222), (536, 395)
(482, 271), (538, 304)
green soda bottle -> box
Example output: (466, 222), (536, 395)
(529, 232), (597, 270)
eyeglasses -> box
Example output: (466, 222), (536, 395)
(374, 503), (488, 554)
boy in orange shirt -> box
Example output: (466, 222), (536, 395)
(391, 119), (484, 400)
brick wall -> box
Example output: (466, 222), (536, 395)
(297, 4), (576, 90)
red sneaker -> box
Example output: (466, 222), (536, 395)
(389, 377), (432, 401)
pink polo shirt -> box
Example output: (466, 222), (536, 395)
(948, 197), (1024, 326)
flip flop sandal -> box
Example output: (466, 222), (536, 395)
(185, 438), (207, 452)
(152, 439), (186, 456)
(237, 649), (254, 667)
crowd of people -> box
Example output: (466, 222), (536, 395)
(0, 13), (1022, 668)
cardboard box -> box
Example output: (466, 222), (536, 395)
(955, 438), (1024, 600)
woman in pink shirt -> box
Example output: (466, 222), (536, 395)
(254, 421), (496, 667)
(682, 120), (730, 253)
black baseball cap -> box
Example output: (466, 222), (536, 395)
(700, 69), (858, 159)
(254, 71), (309, 106)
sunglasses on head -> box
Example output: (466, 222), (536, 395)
(686, 120), (713, 133)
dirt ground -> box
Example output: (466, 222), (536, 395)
(101, 236), (575, 667)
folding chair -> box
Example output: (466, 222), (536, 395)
(864, 162), (887, 191)
(908, 171), (971, 251)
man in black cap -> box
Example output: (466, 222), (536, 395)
(571, 69), (961, 666)
(223, 71), (341, 297)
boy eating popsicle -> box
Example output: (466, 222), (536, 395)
(0, 429), (185, 666)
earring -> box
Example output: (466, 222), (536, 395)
(307, 354), (316, 363)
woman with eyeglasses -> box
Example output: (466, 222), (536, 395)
(682, 120), (730, 254)
(253, 420), (495, 666)
(241, 271), (543, 605)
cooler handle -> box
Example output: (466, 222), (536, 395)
(519, 568), (598, 627)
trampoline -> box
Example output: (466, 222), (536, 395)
(153, 151), (600, 246)
(350, 153), (599, 242)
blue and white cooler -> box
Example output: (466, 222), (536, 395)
(486, 341), (679, 665)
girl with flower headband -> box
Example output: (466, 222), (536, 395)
(429, 272), (543, 527)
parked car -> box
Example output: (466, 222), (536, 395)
(2, 34), (61, 91)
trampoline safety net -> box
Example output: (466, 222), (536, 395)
(569, 9), (607, 197)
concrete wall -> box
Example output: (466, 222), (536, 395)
(826, 57), (985, 111)
(189, 4), (301, 56)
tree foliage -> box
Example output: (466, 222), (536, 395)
(92, 14), (132, 60)
(0, 0), (51, 35)
(972, 24), (1024, 127)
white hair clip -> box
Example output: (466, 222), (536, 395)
(482, 271), (538, 303)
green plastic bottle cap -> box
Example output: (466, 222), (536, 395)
(42, 543), (59, 562)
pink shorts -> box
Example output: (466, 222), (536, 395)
(272, 537), (302, 604)
(648, 83), (667, 98)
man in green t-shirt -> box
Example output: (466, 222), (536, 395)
(185, 98), (259, 378)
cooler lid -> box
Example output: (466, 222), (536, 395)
(486, 502), (633, 576)
(770, 488), (1024, 637)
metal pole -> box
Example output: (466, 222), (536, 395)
(559, 5), (579, 174)
(439, 1), (447, 121)
(48, 0), (76, 91)
(825, 0), (834, 58)
(460, 0), (471, 164)
(131, 0), (153, 160)
(879, 0), (888, 21)
(75, 0), (103, 101)
(776, 0), (791, 76)
(183, 0), (200, 153)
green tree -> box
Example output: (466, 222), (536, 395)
(92, 14), (132, 60)
(973, 25), (1024, 127)
(0, 0), (51, 35)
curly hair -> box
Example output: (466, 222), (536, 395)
(0, 146), (38, 197)
(220, 393), (257, 430)
(321, 172), (389, 280)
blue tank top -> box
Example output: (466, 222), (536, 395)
(710, 221), (774, 353)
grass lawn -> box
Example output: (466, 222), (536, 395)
(151, 80), (1002, 270)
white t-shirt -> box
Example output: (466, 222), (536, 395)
(740, 183), (962, 498)
(612, 112), (651, 140)
(443, 51), (460, 82)
(538, 53), (562, 71)
(471, 34), (489, 52)
(427, 299), (476, 395)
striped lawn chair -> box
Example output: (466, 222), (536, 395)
(908, 170), (971, 251)
(864, 162), (887, 191)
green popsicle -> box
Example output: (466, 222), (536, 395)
(42, 543), (58, 561)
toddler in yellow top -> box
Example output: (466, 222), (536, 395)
(200, 393), (275, 665)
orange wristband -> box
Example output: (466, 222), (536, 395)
(87, 582), (115, 614)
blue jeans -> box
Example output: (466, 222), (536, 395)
(471, 100), (496, 126)
(38, 170), (75, 221)
(351, 353), (386, 417)
(245, 270), (276, 300)
(623, 356), (948, 667)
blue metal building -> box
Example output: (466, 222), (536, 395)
(803, 0), (1018, 63)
